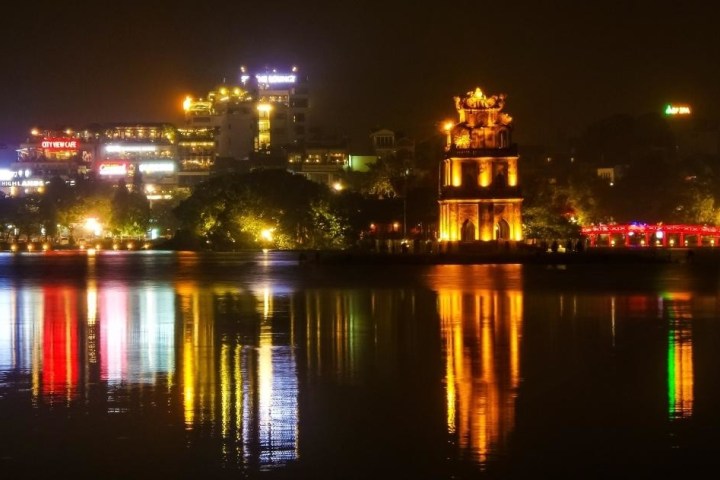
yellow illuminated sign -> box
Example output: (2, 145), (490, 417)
(665, 104), (691, 115)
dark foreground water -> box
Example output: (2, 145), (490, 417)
(1, 250), (720, 479)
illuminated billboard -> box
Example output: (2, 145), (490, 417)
(41, 138), (78, 150)
(98, 163), (128, 176)
(242, 73), (297, 85)
(105, 144), (157, 153)
(0, 169), (13, 181)
(0, 179), (44, 187)
(138, 162), (175, 173)
(256, 74), (296, 84)
(665, 104), (691, 115)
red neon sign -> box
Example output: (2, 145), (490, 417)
(41, 138), (78, 150)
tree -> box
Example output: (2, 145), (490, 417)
(111, 179), (150, 237)
(174, 169), (351, 251)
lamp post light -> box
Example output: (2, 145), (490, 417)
(402, 168), (409, 239)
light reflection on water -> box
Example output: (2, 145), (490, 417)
(0, 252), (719, 477)
(428, 265), (522, 466)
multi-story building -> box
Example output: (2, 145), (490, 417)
(92, 123), (178, 200)
(2, 127), (96, 196)
(369, 128), (415, 162)
(176, 126), (216, 189)
(287, 140), (348, 188)
(182, 65), (310, 164)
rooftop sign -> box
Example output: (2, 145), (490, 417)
(98, 163), (128, 176)
(244, 74), (296, 85)
(41, 138), (78, 150)
(665, 104), (691, 115)
(105, 144), (158, 153)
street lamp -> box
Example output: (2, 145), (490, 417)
(402, 167), (410, 238)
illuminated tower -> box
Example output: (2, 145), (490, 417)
(438, 87), (522, 244)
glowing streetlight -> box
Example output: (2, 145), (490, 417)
(182, 96), (193, 111)
(260, 228), (274, 242)
(442, 121), (454, 148)
(84, 217), (102, 237)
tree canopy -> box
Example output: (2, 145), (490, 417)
(174, 169), (351, 250)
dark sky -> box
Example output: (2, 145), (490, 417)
(1, 0), (718, 150)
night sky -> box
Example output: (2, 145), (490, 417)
(1, 0), (718, 151)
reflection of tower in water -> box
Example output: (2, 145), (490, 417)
(434, 265), (522, 465)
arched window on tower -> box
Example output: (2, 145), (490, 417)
(461, 219), (476, 241)
(496, 219), (510, 240)
(498, 129), (509, 148)
(461, 162), (478, 188)
(494, 164), (507, 188)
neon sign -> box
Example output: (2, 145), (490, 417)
(41, 138), (78, 150)
(665, 105), (691, 115)
(0, 179), (44, 187)
(139, 162), (175, 173)
(255, 74), (296, 84)
(105, 144), (157, 153)
(98, 163), (127, 176)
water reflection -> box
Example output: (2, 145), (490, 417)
(42, 286), (80, 402)
(177, 280), (298, 469)
(2, 254), (718, 477)
(663, 293), (694, 420)
(428, 264), (523, 465)
(0, 273), (300, 471)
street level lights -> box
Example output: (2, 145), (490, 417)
(402, 167), (409, 238)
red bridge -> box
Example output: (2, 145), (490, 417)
(581, 223), (720, 247)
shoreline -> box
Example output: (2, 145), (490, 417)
(311, 247), (706, 266)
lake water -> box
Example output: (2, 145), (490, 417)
(1, 250), (719, 479)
